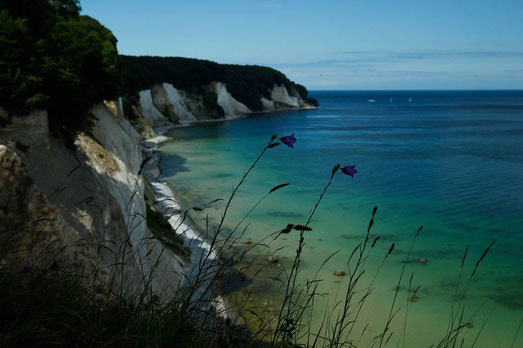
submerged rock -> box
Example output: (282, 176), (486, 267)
(267, 256), (279, 263)
(333, 270), (346, 276)
(215, 267), (250, 295)
(401, 257), (428, 265)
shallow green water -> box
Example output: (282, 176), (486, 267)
(160, 91), (523, 347)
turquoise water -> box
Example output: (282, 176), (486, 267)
(160, 91), (523, 347)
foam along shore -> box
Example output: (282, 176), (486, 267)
(141, 132), (231, 319)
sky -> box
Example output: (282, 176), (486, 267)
(81, 0), (523, 90)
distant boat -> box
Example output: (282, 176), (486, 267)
(408, 97), (412, 103)
(368, 99), (376, 103)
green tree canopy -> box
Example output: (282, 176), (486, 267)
(0, 0), (119, 143)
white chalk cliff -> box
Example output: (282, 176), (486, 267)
(212, 81), (251, 116)
(138, 89), (170, 126)
(151, 83), (197, 123)
(136, 82), (310, 127)
(270, 83), (300, 107)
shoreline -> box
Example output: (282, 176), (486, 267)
(141, 129), (233, 320)
(151, 104), (318, 134)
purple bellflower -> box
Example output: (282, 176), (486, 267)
(341, 165), (357, 178)
(280, 133), (296, 149)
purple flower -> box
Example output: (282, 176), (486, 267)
(341, 165), (357, 178)
(23, 263), (33, 273)
(280, 133), (296, 149)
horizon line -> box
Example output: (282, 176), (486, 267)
(308, 88), (523, 92)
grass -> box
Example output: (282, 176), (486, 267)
(0, 266), (221, 347)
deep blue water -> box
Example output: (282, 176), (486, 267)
(161, 90), (523, 347)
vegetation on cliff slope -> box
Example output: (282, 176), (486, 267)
(0, 0), (119, 142)
(0, 266), (253, 347)
(146, 200), (191, 260)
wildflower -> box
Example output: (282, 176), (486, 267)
(280, 133), (296, 149)
(341, 165), (357, 178)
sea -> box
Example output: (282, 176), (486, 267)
(160, 90), (523, 347)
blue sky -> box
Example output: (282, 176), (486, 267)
(82, 0), (523, 90)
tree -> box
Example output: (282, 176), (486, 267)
(0, 0), (119, 144)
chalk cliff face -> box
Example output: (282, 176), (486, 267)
(0, 103), (184, 297)
(138, 89), (171, 126)
(0, 144), (108, 285)
(212, 82), (251, 116)
(151, 83), (197, 123)
(136, 82), (311, 127)
(270, 83), (300, 107)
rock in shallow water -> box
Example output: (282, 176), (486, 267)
(333, 270), (346, 276)
(267, 256), (279, 263)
